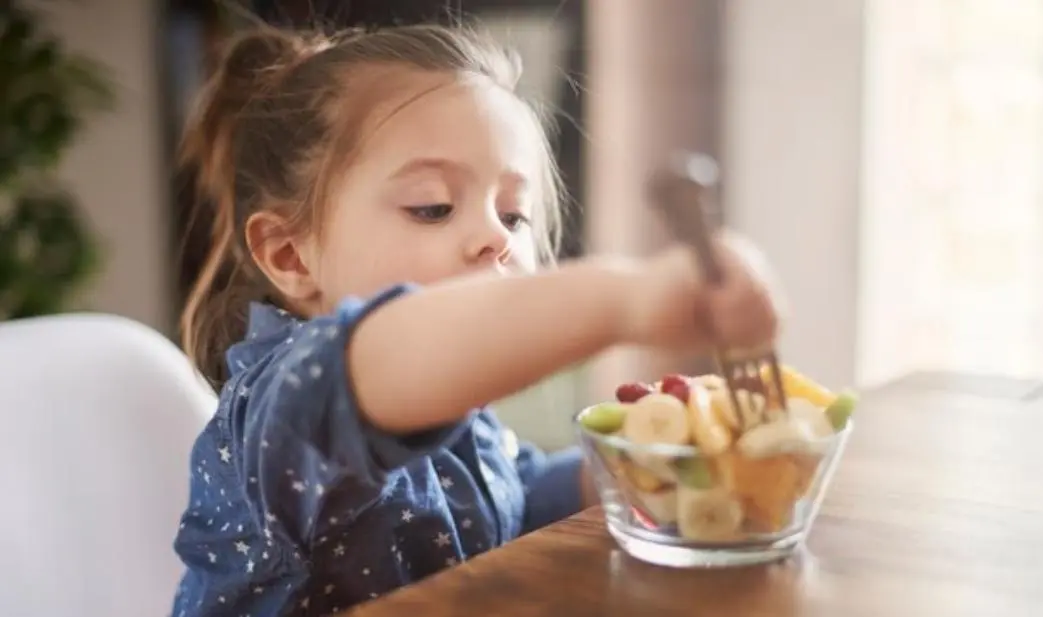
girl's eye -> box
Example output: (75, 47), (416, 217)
(500, 212), (531, 232)
(404, 204), (454, 223)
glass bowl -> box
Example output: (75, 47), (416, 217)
(574, 406), (852, 568)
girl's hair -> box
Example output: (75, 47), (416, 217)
(179, 24), (564, 387)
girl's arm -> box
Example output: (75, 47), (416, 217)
(349, 256), (652, 433)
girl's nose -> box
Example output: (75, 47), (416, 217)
(464, 211), (512, 267)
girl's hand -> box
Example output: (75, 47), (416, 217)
(626, 232), (781, 351)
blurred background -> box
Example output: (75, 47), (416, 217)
(7, 0), (1043, 449)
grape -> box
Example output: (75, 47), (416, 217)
(615, 382), (653, 403)
(660, 373), (691, 404)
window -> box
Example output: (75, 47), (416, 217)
(860, 0), (1043, 386)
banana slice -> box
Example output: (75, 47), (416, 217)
(685, 385), (734, 455)
(785, 397), (834, 438)
(737, 390), (769, 430)
(676, 486), (744, 541)
(736, 416), (818, 459)
(692, 373), (727, 390)
(622, 393), (691, 446)
(705, 386), (770, 432)
(706, 387), (742, 432)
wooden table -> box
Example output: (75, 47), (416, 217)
(344, 373), (1043, 616)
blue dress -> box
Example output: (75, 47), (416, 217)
(170, 285), (584, 616)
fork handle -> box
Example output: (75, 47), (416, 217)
(648, 153), (725, 285)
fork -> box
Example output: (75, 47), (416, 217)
(647, 152), (788, 429)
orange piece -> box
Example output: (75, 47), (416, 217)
(714, 451), (812, 532)
(761, 364), (836, 408)
(790, 453), (822, 498)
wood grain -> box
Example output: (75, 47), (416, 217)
(342, 372), (1043, 617)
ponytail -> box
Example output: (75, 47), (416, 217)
(178, 29), (303, 388)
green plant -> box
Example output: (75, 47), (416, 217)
(0, 1), (113, 320)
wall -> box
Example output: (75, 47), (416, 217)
(722, 0), (865, 390)
(33, 0), (172, 334)
(584, 0), (723, 400)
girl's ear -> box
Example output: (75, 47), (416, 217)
(245, 211), (321, 303)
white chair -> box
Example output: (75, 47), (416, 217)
(0, 313), (216, 617)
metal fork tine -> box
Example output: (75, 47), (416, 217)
(765, 352), (788, 411)
(715, 352), (748, 430)
(744, 360), (769, 425)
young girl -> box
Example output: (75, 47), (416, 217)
(171, 24), (780, 617)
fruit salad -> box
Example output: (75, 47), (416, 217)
(577, 366), (855, 542)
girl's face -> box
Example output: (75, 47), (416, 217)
(253, 71), (549, 317)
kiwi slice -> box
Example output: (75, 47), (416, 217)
(580, 402), (628, 434)
(825, 390), (858, 430)
(673, 457), (715, 489)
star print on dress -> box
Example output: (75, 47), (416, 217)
(170, 288), (587, 616)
